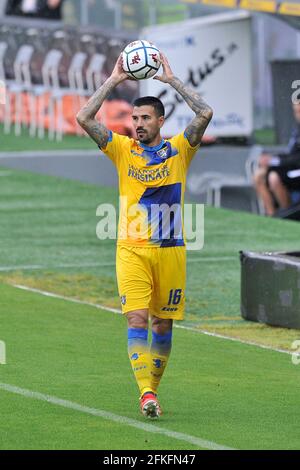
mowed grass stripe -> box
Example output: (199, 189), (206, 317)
(0, 382), (233, 450)
(13, 283), (296, 356)
(0, 256), (236, 272)
(2, 167), (300, 350)
(0, 282), (232, 450)
(1, 166), (300, 330)
(1, 282), (300, 449)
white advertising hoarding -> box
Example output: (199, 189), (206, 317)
(140, 11), (253, 138)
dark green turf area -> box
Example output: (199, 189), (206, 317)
(1, 165), (300, 349)
(0, 124), (95, 151)
(1, 282), (300, 450)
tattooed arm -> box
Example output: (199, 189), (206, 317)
(76, 54), (128, 147)
(168, 77), (213, 146)
(154, 53), (213, 147)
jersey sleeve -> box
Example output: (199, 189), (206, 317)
(99, 131), (132, 169)
(169, 132), (200, 171)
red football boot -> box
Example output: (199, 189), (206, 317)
(139, 392), (162, 418)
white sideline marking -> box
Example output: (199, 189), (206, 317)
(174, 324), (295, 356)
(0, 261), (115, 272)
(14, 284), (121, 314)
(0, 264), (44, 272)
(0, 150), (101, 159)
(0, 382), (234, 450)
(0, 256), (235, 272)
(187, 256), (235, 263)
(13, 284), (295, 356)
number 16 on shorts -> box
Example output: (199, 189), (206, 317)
(168, 289), (182, 305)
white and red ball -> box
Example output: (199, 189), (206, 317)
(122, 40), (161, 80)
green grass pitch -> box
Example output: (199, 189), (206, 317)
(1, 166), (300, 449)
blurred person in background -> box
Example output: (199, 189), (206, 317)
(6, 0), (64, 20)
(254, 102), (300, 216)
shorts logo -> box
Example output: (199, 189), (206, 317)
(161, 307), (178, 312)
(120, 295), (126, 305)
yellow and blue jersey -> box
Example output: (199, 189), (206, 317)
(100, 131), (200, 247)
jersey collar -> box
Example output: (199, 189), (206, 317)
(139, 139), (165, 152)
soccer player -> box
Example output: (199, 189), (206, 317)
(77, 52), (213, 418)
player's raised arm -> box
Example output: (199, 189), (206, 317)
(76, 54), (129, 148)
(154, 52), (213, 147)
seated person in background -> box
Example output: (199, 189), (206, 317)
(6, 0), (64, 20)
(254, 102), (300, 216)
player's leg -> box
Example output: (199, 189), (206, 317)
(127, 308), (154, 398)
(116, 246), (158, 416)
(253, 167), (276, 215)
(127, 308), (163, 418)
(150, 316), (173, 395)
(149, 246), (186, 394)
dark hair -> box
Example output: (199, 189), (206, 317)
(133, 96), (165, 117)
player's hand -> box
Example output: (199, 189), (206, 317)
(110, 54), (132, 84)
(153, 52), (175, 84)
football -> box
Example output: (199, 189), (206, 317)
(122, 40), (161, 80)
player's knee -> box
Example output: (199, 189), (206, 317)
(268, 171), (281, 191)
(126, 310), (148, 329)
(152, 317), (173, 335)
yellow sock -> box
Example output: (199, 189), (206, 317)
(150, 330), (172, 394)
(128, 328), (153, 396)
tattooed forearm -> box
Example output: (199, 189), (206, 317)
(169, 77), (212, 116)
(76, 76), (119, 147)
(169, 76), (213, 146)
(78, 77), (118, 121)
